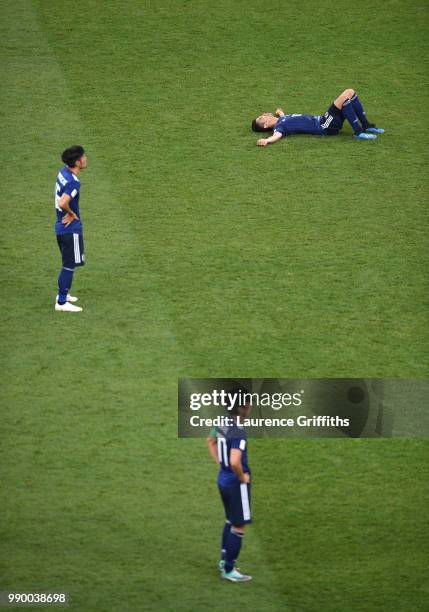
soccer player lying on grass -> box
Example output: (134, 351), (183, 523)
(252, 88), (384, 146)
(207, 390), (253, 583)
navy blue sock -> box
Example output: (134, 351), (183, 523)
(224, 528), (243, 573)
(342, 99), (363, 134)
(221, 521), (231, 561)
(351, 93), (370, 129)
(58, 267), (74, 304)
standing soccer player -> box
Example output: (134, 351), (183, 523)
(54, 146), (87, 312)
(207, 392), (253, 582)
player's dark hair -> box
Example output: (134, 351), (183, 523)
(251, 118), (271, 133)
(61, 145), (85, 167)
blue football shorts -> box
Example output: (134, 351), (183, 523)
(319, 103), (345, 135)
(218, 481), (252, 526)
(56, 233), (85, 269)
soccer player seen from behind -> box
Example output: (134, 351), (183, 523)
(252, 88), (385, 146)
(54, 146), (87, 312)
(207, 391), (252, 582)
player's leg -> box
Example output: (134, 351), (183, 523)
(333, 88), (356, 111)
(58, 266), (75, 303)
(223, 525), (246, 573)
(334, 88), (377, 140)
(55, 234), (82, 312)
(221, 483), (252, 582)
(56, 235), (75, 304)
(219, 520), (232, 570)
(334, 88), (365, 135)
(350, 91), (385, 133)
(218, 484), (231, 570)
(217, 486), (232, 571)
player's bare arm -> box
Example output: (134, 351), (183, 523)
(257, 132), (283, 147)
(59, 194), (79, 227)
(230, 449), (250, 483)
(206, 436), (219, 464)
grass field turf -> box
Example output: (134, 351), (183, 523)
(1, 0), (428, 611)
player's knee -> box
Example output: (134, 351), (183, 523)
(343, 88), (355, 99)
(231, 525), (245, 534)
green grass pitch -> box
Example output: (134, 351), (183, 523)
(1, 0), (428, 610)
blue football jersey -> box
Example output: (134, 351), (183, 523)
(216, 423), (250, 486)
(274, 113), (324, 137)
(54, 166), (83, 235)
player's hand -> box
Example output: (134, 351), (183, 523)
(275, 107), (285, 117)
(242, 473), (251, 484)
(62, 212), (79, 227)
(257, 139), (268, 147)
